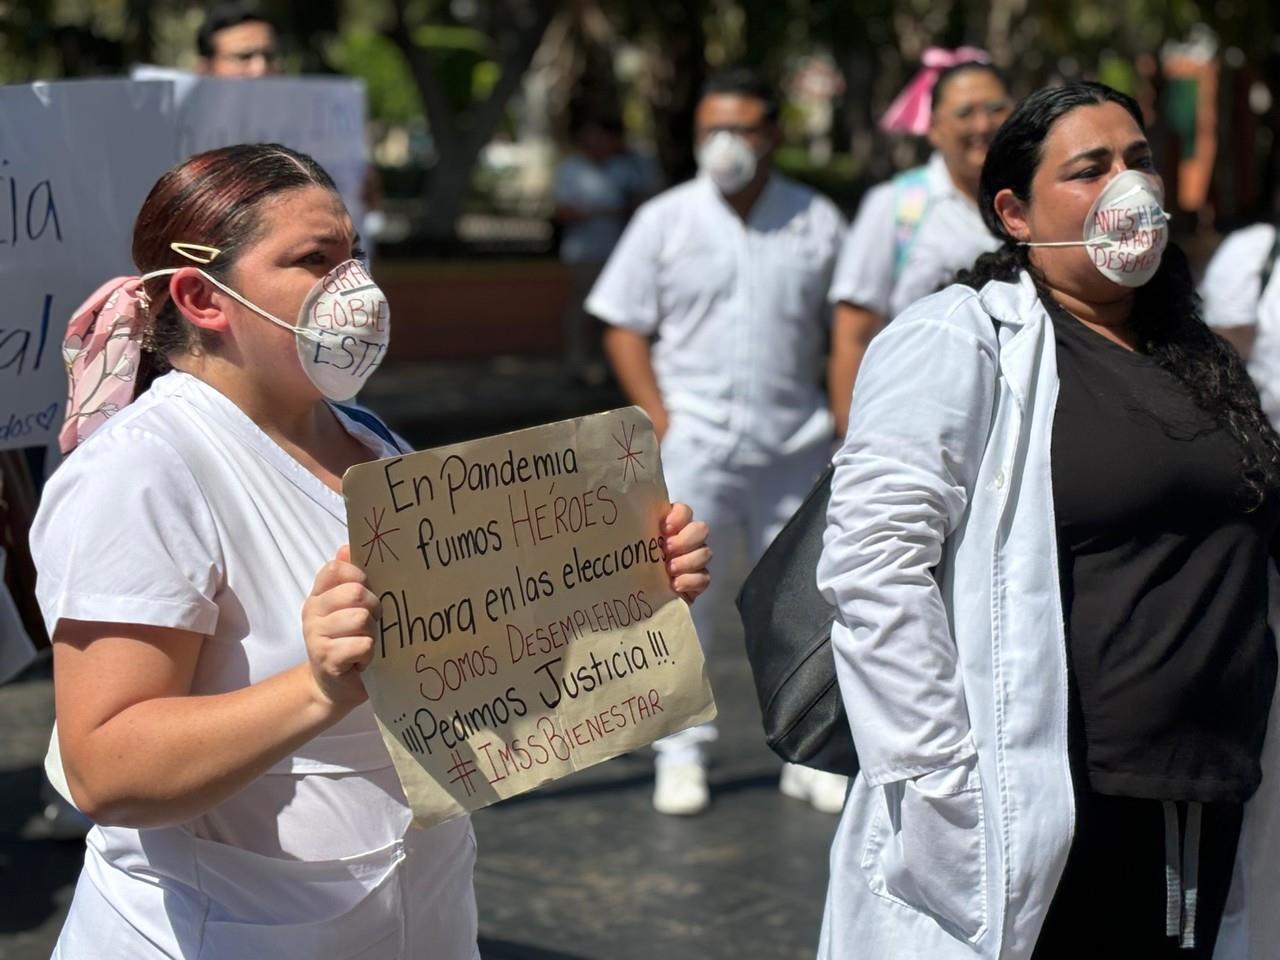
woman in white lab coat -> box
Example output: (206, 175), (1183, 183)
(817, 82), (1280, 959)
(32, 143), (711, 959)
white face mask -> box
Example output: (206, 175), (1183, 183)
(696, 131), (759, 195)
(1021, 169), (1169, 287)
(144, 258), (390, 402)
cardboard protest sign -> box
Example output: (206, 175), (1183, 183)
(132, 68), (368, 230)
(343, 407), (716, 827)
(0, 80), (176, 451)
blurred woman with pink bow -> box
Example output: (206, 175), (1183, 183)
(826, 49), (1014, 437)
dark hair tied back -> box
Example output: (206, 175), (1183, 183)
(132, 142), (338, 389)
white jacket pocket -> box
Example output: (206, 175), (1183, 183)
(861, 757), (988, 941)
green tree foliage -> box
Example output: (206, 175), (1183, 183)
(3, 0), (1278, 231)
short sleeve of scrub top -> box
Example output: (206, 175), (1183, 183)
(585, 202), (663, 336)
(31, 425), (223, 638)
(828, 181), (897, 316)
(1201, 223), (1276, 330)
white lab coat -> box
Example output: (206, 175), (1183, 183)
(816, 271), (1280, 959)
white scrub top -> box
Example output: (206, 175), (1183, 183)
(31, 370), (477, 959)
(829, 152), (999, 320)
(586, 173), (845, 465)
(1201, 223), (1280, 429)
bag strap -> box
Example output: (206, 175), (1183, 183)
(334, 403), (403, 453)
(891, 166), (932, 283)
(1260, 224), (1280, 303)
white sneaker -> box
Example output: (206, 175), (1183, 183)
(653, 761), (709, 815)
(807, 769), (849, 814)
(778, 761), (813, 801)
(779, 762), (848, 814)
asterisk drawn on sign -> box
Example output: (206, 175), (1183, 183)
(361, 506), (401, 566)
(613, 420), (647, 484)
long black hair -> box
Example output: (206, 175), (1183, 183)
(958, 81), (1280, 509)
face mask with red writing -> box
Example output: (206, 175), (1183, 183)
(147, 257), (390, 402)
(1022, 170), (1169, 288)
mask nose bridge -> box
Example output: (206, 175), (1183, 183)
(1102, 168), (1161, 202)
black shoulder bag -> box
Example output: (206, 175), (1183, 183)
(735, 464), (857, 777)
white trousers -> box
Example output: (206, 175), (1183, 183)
(654, 424), (830, 769)
(52, 817), (478, 959)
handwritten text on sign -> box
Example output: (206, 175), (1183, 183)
(342, 407), (715, 828)
(0, 80), (176, 452)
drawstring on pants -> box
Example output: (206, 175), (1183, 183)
(1162, 800), (1203, 950)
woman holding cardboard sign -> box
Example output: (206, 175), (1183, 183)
(816, 83), (1280, 958)
(31, 143), (711, 959)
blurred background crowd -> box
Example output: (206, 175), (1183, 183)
(0, 0), (1274, 357)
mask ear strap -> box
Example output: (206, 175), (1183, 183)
(1020, 239), (1103, 248)
(138, 265), (317, 342)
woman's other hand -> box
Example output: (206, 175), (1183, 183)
(661, 502), (711, 603)
(302, 545), (380, 710)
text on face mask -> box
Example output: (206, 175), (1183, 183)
(320, 259), (373, 294)
(1092, 202), (1165, 235)
(310, 332), (386, 375)
(1091, 245), (1163, 275)
(308, 292), (389, 332)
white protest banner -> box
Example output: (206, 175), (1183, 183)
(343, 407), (716, 828)
(132, 68), (368, 229)
(0, 80), (176, 451)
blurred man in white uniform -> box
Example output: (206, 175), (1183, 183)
(588, 68), (847, 815)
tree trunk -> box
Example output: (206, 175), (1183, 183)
(644, 0), (706, 186)
(984, 0), (1028, 68)
(389, 0), (555, 247)
(127, 0), (154, 66)
(1262, 50), (1280, 218)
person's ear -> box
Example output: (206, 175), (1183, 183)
(927, 120), (944, 152)
(169, 268), (232, 334)
(993, 188), (1031, 242)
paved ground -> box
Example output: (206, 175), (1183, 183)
(0, 359), (840, 959)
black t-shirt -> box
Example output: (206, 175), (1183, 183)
(1050, 306), (1279, 802)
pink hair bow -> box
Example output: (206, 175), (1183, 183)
(879, 46), (992, 136)
(59, 277), (147, 454)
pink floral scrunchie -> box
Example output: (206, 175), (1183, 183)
(59, 277), (147, 454)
